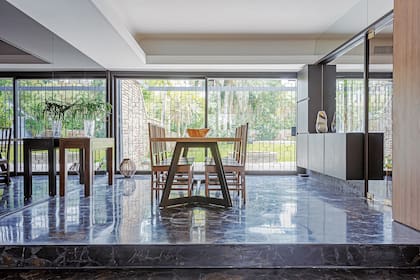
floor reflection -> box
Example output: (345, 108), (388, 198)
(0, 175), (419, 245)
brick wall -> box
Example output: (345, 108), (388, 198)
(120, 80), (149, 170)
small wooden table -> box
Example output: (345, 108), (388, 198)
(151, 137), (240, 208)
(23, 137), (59, 199)
(59, 137), (114, 197)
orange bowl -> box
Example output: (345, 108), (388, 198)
(186, 128), (210, 137)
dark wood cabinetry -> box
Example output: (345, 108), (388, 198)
(297, 64), (336, 133)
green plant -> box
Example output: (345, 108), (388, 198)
(72, 97), (112, 120)
(44, 100), (73, 121)
(26, 102), (46, 136)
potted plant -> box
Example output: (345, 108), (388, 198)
(43, 100), (73, 137)
(72, 97), (112, 137)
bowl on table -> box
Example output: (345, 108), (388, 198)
(186, 128), (210, 137)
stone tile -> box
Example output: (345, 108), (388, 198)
(0, 175), (419, 245)
(1, 268), (420, 280)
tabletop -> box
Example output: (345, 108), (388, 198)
(151, 137), (240, 142)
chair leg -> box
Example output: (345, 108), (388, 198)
(150, 172), (155, 202)
(242, 172), (246, 203)
(156, 171), (161, 199)
(205, 168), (209, 197)
(188, 173), (192, 197)
(236, 172), (240, 196)
(6, 163), (10, 185)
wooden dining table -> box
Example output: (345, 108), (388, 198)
(59, 137), (114, 197)
(150, 137), (240, 208)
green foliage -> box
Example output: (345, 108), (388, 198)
(44, 100), (74, 121)
(0, 94), (12, 127)
(0, 79), (13, 127)
(25, 102), (45, 136)
(71, 97), (112, 121)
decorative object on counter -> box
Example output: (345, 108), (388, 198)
(44, 100), (74, 137)
(71, 97), (112, 137)
(119, 158), (136, 178)
(186, 128), (210, 137)
(315, 110), (328, 133)
(331, 112), (336, 133)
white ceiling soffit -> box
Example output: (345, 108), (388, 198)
(106, 0), (361, 35)
(0, 39), (48, 64)
(5, 0), (394, 71)
(0, 0), (103, 70)
(94, 0), (392, 68)
(6, 0), (146, 69)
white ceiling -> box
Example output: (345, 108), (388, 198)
(2, 0), (393, 72)
(105, 0), (361, 35)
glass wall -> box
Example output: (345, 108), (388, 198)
(327, 16), (393, 202)
(118, 79), (205, 171)
(15, 78), (107, 173)
(0, 78), (14, 171)
(368, 23), (393, 204)
(118, 77), (297, 172)
(208, 79), (297, 171)
(336, 78), (392, 141)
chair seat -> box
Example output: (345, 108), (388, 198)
(205, 157), (242, 167)
(154, 157), (194, 167)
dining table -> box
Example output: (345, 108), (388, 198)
(59, 137), (114, 197)
(23, 137), (59, 199)
(22, 137), (114, 200)
(150, 137), (240, 208)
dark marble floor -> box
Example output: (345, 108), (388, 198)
(2, 268), (420, 280)
(0, 175), (419, 245)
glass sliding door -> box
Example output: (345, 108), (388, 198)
(207, 78), (297, 172)
(117, 79), (205, 171)
(0, 78), (14, 171)
(368, 22), (393, 205)
(117, 77), (297, 173)
(16, 78), (107, 173)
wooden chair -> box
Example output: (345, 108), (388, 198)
(148, 123), (194, 200)
(205, 123), (248, 202)
(0, 127), (12, 185)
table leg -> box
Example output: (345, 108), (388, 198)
(209, 143), (232, 207)
(106, 147), (113, 185)
(79, 149), (84, 184)
(23, 144), (32, 199)
(48, 146), (57, 196)
(182, 147), (189, 157)
(59, 146), (67, 196)
(160, 142), (183, 207)
(84, 148), (92, 197)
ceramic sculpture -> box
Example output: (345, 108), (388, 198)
(316, 110), (328, 133)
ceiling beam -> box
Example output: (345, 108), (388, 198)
(7, 0), (146, 69)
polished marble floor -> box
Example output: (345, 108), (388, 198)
(0, 175), (419, 245)
(2, 268), (420, 280)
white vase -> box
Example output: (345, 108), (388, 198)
(315, 111), (328, 133)
(84, 120), (95, 137)
(52, 120), (62, 137)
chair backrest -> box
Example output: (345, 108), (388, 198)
(232, 126), (242, 162)
(0, 127), (12, 161)
(238, 123), (248, 165)
(148, 123), (168, 166)
(231, 123), (248, 165)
